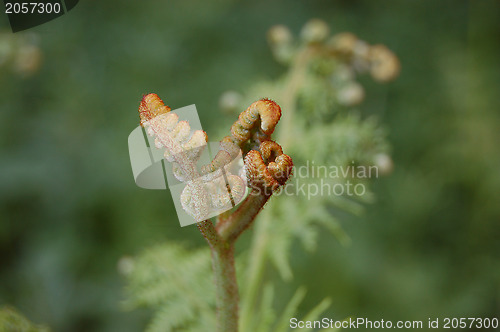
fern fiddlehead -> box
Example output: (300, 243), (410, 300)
(140, 93), (249, 222)
(245, 140), (293, 193)
(138, 92), (292, 332)
(215, 99), (293, 242)
(128, 19), (400, 332)
(228, 98), (282, 153)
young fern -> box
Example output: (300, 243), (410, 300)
(124, 18), (399, 332)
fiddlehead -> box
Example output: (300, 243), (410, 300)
(328, 32), (400, 83)
(135, 87), (293, 332)
(139, 93), (211, 221)
(138, 93), (249, 222)
(228, 98), (282, 153)
(140, 93), (208, 177)
(245, 140), (293, 194)
(200, 98), (287, 210)
(216, 141), (293, 242)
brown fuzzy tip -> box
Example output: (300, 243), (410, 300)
(244, 140), (293, 192)
(253, 99), (282, 135)
(139, 93), (172, 126)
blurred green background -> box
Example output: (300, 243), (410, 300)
(1, 0), (499, 331)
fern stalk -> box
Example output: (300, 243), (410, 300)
(197, 220), (239, 331)
(211, 243), (238, 332)
(198, 189), (271, 331)
(217, 192), (272, 242)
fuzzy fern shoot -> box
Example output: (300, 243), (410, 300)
(124, 18), (399, 332)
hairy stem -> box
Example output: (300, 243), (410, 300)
(197, 219), (221, 247)
(211, 242), (238, 332)
(217, 192), (272, 243)
(198, 220), (239, 332)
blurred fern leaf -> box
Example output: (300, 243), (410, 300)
(123, 243), (215, 331)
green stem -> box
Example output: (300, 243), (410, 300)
(202, 193), (271, 332)
(211, 192), (272, 332)
(211, 242), (239, 332)
(198, 220), (239, 332)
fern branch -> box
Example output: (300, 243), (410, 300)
(217, 192), (271, 243)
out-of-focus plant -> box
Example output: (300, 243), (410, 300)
(123, 19), (399, 332)
(0, 31), (42, 77)
(0, 306), (50, 332)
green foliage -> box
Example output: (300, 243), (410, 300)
(0, 307), (50, 332)
(123, 244), (215, 332)
(295, 113), (388, 166)
(261, 112), (387, 281)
